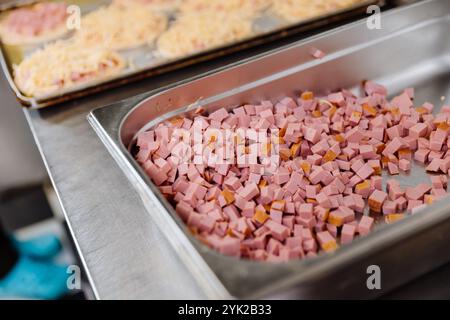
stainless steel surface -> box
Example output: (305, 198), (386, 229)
(0, 0), (379, 109)
(0, 70), (46, 191)
(89, 0), (450, 299)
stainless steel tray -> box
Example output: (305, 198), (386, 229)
(88, 0), (450, 299)
(0, 0), (380, 109)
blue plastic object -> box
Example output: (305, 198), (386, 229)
(0, 256), (69, 300)
(13, 234), (62, 259)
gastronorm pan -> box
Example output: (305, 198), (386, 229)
(88, 0), (450, 299)
(0, 0), (381, 109)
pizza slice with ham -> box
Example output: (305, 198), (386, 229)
(0, 2), (70, 45)
(14, 40), (126, 97)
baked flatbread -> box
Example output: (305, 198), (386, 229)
(112, 0), (182, 13)
(157, 12), (253, 58)
(74, 4), (167, 51)
(0, 2), (69, 45)
(179, 0), (272, 16)
(271, 0), (362, 23)
(14, 40), (126, 97)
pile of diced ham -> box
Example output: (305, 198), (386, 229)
(135, 81), (450, 262)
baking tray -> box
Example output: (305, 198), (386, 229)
(88, 0), (450, 299)
(0, 0), (381, 109)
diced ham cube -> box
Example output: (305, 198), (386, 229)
(135, 82), (450, 262)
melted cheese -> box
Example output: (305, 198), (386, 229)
(112, 0), (182, 12)
(73, 4), (167, 50)
(157, 12), (253, 58)
(272, 0), (363, 23)
(14, 40), (125, 97)
(179, 0), (272, 16)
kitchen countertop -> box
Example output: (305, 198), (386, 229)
(4, 2), (449, 299)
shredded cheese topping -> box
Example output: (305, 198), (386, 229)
(73, 4), (167, 51)
(272, 0), (363, 23)
(179, 0), (272, 16)
(157, 12), (253, 58)
(14, 40), (125, 97)
(112, 0), (182, 12)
